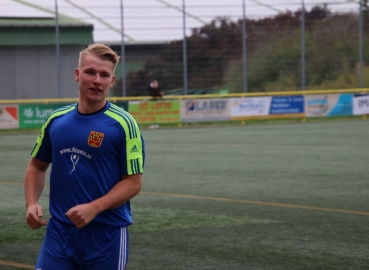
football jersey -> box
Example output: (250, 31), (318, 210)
(31, 102), (145, 227)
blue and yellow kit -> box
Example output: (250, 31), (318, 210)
(31, 102), (145, 227)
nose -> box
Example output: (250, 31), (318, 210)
(93, 74), (102, 84)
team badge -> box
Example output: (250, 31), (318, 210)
(88, 131), (104, 147)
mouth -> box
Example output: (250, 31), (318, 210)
(89, 88), (102, 92)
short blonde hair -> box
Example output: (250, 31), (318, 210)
(79, 43), (120, 72)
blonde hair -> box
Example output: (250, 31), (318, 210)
(79, 43), (120, 72)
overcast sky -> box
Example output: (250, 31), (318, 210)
(2, 0), (360, 43)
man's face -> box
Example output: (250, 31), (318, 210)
(75, 55), (116, 105)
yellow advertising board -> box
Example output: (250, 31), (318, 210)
(129, 100), (180, 123)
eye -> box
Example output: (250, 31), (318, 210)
(86, 70), (94, 75)
(101, 73), (110, 78)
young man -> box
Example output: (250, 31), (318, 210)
(24, 43), (145, 269)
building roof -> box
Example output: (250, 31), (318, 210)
(0, 17), (92, 27)
(0, 0), (93, 45)
(0, 16), (93, 27)
(0, 25), (93, 46)
(1, 0), (91, 26)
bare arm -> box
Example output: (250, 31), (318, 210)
(24, 157), (50, 230)
(65, 173), (142, 228)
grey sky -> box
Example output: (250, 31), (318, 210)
(2, 0), (360, 43)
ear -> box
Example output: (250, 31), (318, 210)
(110, 75), (116, 88)
(75, 68), (80, 82)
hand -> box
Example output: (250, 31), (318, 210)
(26, 203), (47, 230)
(65, 203), (98, 228)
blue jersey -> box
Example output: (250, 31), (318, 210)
(31, 102), (145, 227)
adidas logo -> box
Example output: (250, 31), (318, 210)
(130, 145), (138, 153)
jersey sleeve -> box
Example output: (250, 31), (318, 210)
(31, 120), (52, 163)
(124, 131), (145, 175)
(30, 105), (75, 164)
(105, 104), (145, 175)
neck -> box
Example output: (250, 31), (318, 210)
(78, 100), (107, 114)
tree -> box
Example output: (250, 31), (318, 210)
(112, 70), (150, 97)
(112, 5), (367, 96)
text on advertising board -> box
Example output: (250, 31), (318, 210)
(186, 100), (227, 111)
(129, 101), (180, 123)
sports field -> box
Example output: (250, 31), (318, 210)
(1, 119), (369, 270)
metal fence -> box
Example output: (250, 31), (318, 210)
(0, 0), (367, 99)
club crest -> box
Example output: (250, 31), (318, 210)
(88, 131), (104, 147)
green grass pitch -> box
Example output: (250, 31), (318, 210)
(1, 119), (369, 269)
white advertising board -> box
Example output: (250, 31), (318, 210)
(0, 105), (19, 129)
(230, 97), (271, 117)
(353, 95), (369, 115)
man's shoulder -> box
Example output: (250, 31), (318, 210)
(49, 103), (76, 117)
(44, 103), (76, 125)
(107, 103), (135, 117)
(105, 103), (141, 138)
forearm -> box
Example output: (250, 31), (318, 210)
(90, 174), (142, 214)
(24, 163), (46, 207)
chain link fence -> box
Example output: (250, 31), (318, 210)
(0, 0), (366, 99)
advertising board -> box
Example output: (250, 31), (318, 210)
(230, 97), (271, 118)
(19, 104), (64, 128)
(0, 105), (19, 129)
(181, 99), (231, 122)
(353, 94), (369, 115)
(305, 94), (353, 117)
(129, 101), (180, 123)
(269, 96), (304, 115)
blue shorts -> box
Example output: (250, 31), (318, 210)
(35, 217), (129, 270)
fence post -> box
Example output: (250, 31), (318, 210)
(301, 0), (306, 90)
(242, 0), (248, 93)
(120, 0), (126, 97)
(182, 0), (188, 95)
(359, 0), (364, 88)
(55, 0), (61, 98)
